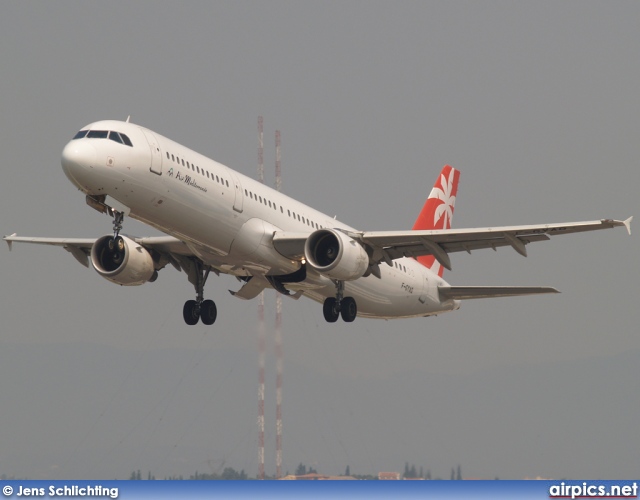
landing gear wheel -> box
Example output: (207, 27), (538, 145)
(200, 299), (217, 325)
(340, 296), (357, 322)
(183, 299), (200, 326)
(108, 236), (125, 251)
(183, 260), (217, 326)
(108, 236), (125, 266)
(323, 297), (340, 323)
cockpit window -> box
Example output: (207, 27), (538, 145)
(87, 130), (109, 139)
(75, 129), (134, 147)
(120, 133), (133, 147)
(73, 130), (88, 140)
(109, 131), (124, 144)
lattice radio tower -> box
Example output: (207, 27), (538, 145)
(274, 129), (283, 479)
(257, 116), (266, 480)
(256, 118), (284, 479)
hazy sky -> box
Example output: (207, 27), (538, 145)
(0, 1), (638, 480)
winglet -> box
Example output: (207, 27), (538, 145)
(4, 233), (16, 251)
(623, 216), (633, 235)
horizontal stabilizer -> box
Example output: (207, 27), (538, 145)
(439, 286), (560, 300)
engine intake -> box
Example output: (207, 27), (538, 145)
(91, 235), (155, 286)
(304, 229), (368, 281)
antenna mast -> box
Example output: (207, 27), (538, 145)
(275, 130), (283, 479)
(257, 116), (266, 480)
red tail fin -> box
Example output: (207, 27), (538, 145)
(412, 165), (460, 276)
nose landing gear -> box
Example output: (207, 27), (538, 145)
(104, 209), (127, 267)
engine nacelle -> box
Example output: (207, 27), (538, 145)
(90, 235), (155, 286)
(304, 229), (369, 281)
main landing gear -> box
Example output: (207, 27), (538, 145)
(183, 260), (217, 326)
(322, 281), (357, 323)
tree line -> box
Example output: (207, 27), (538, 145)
(127, 462), (466, 480)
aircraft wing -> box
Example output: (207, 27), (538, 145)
(272, 218), (631, 271)
(355, 217), (632, 271)
(3, 234), (194, 269)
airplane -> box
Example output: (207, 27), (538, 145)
(3, 119), (632, 325)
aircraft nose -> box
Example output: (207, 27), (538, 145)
(61, 140), (97, 188)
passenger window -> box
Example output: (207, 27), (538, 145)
(182, 159), (185, 167)
(226, 180), (229, 187)
(166, 152), (170, 159)
(171, 154), (175, 161)
(72, 130), (88, 140)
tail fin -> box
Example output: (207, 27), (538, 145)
(412, 165), (460, 276)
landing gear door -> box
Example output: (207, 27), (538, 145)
(141, 128), (162, 175)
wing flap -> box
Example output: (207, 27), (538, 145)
(439, 286), (560, 300)
(229, 275), (270, 300)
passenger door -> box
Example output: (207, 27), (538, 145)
(141, 128), (162, 175)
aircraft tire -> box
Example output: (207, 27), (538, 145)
(200, 299), (217, 325)
(323, 297), (340, 323)
(340, 296), (357, 322)
(183, 300), (200, 325)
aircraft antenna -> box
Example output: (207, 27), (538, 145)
(275, 129), (283, 479)
(257, 116), (266, 480)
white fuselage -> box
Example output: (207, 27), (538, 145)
(61, 120), (459, 319)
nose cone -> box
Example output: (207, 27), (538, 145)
(61, 140), (97, 190)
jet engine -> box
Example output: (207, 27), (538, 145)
(304, 229), (368, 281)
(90, 235), (156, 286)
